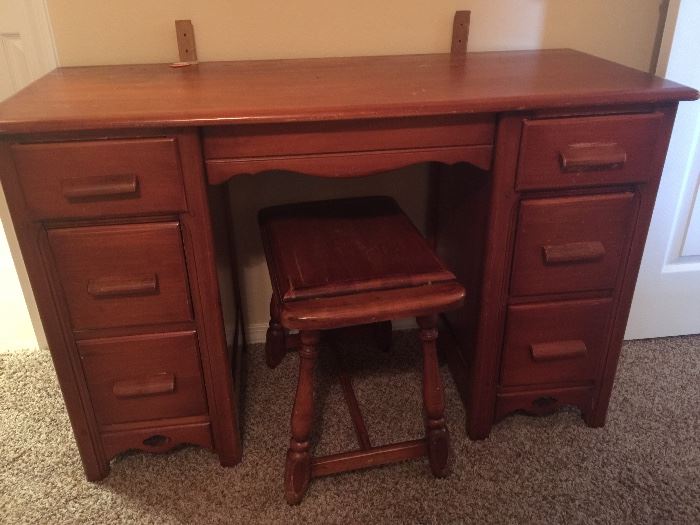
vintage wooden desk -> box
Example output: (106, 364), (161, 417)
(0, 50), (696, 481)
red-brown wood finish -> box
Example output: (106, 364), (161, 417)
(259, 197), (456, 302)
(517, 112), (664, 190)
(0, 50), (696, 480)
(500, 298), (614, 387)
(510, 193), (639, 297)
(0, 50), (694, 134)
(0, 131), (242, 480)
(202, 115), (495, 158)
(100, 420), (213, 460)
(47, 222), (193, 330)
(260, 198), (463, 503)
(11, 138), (187, 220)
(77, 331), (208, 426)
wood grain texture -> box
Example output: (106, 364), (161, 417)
(175, 129), (243, 466)
(451, 11), (471, 56)
(587, 105), (681, 427)
(260, 197), (456, 303)
(260, 197), (461, 502)
(530, 340), (588, 363)
(11, 138), (186, 220)
(0, 50), (695, 134)
(46, 222), (193, 330)
(175, 20), (197, 63)
(311, 440), (427, 478)
(0, 46), (694, 481)
(77, 331), (208, 426)
(101, 421), (212, 461)
(0, 142), (108, 480)
(206, 145), (493, 183)
(559, 142), (627, 172)
(517, 112), (663, 190)
(542, 241), (606, 265)
(510, 193), (638, 297)
(500, 298), (613, 387)
(202, 115), (495, 158)
(495, 386), (593, 421)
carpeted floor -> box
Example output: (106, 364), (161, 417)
(0, 332), (698, 524)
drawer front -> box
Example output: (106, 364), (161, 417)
(78, 331), (208, 426)
(500, 298), (613, 387)
(517, 113), (663, 190)
(48, 222), (192, 330)
(12, 138), (187, 220)
(202, 115), (495, 159)
(511, 193), (638, 297)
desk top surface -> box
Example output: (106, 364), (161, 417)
(0, 49), (696, 135)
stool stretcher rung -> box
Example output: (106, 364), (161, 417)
(311, 439), (427, 478)
(339, 372), (372, 450)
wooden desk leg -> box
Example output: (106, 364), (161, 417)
(265, 295), (286, 368)
(285, 330), (320, 505)
(418, 315), (449, 477)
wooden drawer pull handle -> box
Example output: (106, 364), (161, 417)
(62, 174), (138, 200)
(113, 372), (176, 399)
(542, 241), (605, 264)
(87, 274), (158, 297)
(560, 142), (627, 172)
(530, 340), (587, 362)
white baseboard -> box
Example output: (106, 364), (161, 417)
(244, 318), (418, 345)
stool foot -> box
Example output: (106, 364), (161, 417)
(417, 315), (450, 478)
(284, 330), (320, 504)
(265, 295), (286, 368)
(427, 427), (450, 477)
(285, 444), (312, 505)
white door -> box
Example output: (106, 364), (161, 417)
(626, 0), (700, 339)
(0, 0), (56, 350)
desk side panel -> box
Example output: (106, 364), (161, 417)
(0, 141), (108, 480)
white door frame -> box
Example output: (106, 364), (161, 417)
(0, 0), (57, 349)
(626, 0), (700, 339)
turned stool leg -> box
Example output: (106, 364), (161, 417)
(417, 315), (449, 477)
(284, 330), (320, 504)
(265, 295), (286, 368)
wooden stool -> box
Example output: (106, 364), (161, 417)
(259, 196), (465, 504)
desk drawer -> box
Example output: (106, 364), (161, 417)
(47, 222), (192, 330)
(517, 113), (663, 190)
(202, 115), (495, 159)
(511, 193), (638, 297)
(500, 298), (613, 387)
(12, 138), (187, 220)
(78, 331), (208, 426)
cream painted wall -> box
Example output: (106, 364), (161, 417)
(26, 1), (666, 342)
(48, 1), (663, 71)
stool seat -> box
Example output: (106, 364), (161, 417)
(259, 196), (456, 303)
(258, 196), (465, 504)
(281, 281), (465, 330)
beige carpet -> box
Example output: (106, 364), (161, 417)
(1, 332), (698, 524)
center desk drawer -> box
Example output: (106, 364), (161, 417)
(11, 138), (187, 220)
(511, 193), (638, 297)
(47, 222), (192, 330)
(202, 116), (495, 182)
(517, 112), (663, 191)
(77, 331), (208, 426)
(202, 115), (495, 158)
